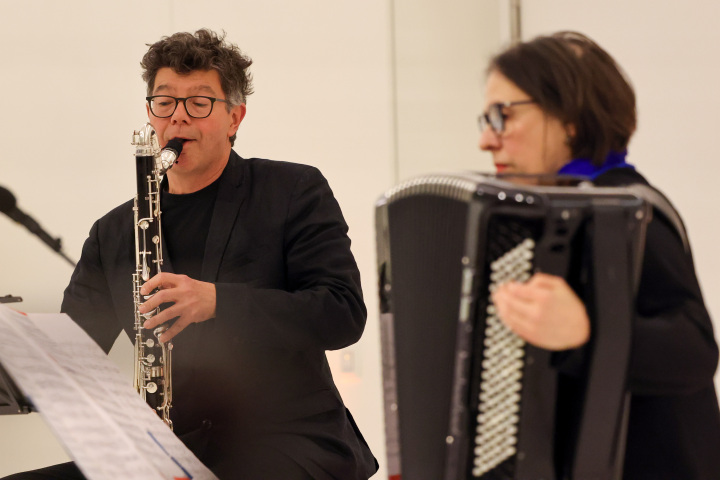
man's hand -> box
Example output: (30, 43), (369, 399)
(138, 272), (217, 343)
(491, 272), (590, 351)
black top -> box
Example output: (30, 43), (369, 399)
(593, 167), (720, 479)
(161, 177), (219, 279)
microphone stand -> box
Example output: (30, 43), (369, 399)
(0, 185), (77, 268)
(16, 225), (76, 268)
(54, 243), (76, 268)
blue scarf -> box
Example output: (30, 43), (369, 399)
(557, 150), (635, 180)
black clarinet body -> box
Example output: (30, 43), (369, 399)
(131, 124), (183, 428)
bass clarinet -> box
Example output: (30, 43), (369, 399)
(131, 123), (184, 428)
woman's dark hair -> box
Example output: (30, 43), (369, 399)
(488, 31), (636, 166)
(141, 29), (253, 146)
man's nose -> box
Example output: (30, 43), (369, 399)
(171, 99), (191, 123)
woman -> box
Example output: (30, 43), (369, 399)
(484, 32), (720, 479)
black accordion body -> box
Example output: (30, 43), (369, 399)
(375, 173), (651, 480)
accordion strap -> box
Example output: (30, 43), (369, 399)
(625, 184), (689, 254)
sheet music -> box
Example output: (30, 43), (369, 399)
(0, 304), (218, 480)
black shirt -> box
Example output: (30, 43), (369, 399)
(160, 178), (220, 279)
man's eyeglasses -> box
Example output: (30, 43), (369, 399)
(478, 100), (535, 134)
(146, 95), (230, 119)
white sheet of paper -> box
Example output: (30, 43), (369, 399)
(0, 304), (218, 480)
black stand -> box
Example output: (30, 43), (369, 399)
(0, 295), (32, 414)
(0, 363), (31, 415)
(0, 295), (23, 304)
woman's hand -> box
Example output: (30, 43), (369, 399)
(491, 272), (590, 350)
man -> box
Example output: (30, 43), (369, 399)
(6, 29), (377, 479)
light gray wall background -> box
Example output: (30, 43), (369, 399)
(1, 1), (718, 477)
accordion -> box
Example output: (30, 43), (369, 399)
(375, 173), (651, 480)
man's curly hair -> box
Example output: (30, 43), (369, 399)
(141, 29), (253, 145)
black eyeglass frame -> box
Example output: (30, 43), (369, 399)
(146, 95), (230, 119)
(478, 100), (536, 134)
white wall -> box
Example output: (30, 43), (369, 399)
(392, 0), (500, 180)
(1, 0), (719, 477)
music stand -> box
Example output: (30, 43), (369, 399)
(0, 295), (22, 304)
(0, 294), (32, 415)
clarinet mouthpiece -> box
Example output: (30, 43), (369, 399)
(159, 138), (185, 174)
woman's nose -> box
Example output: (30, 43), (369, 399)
(479, 127), (501, 151)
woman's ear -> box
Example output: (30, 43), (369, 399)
(566, 123), (577, 138)
(564, 123), (577, 146)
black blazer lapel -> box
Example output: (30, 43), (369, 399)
(201, 152), (245, 282)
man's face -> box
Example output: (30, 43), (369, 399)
(147, 68), (246, 193)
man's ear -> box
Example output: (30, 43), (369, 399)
(229, 103), (247, 138)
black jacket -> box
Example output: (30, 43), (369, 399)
(594, 168), (720, 479)
(62, 151), (377, 479)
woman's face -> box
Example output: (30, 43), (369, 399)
(479, 70), (573, 175)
